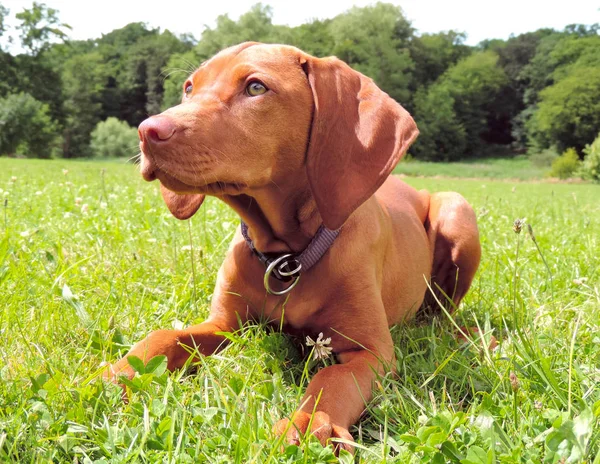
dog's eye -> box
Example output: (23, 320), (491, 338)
(184, 83), (193, 97)
(246, 81), (268, 97)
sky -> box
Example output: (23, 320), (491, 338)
(2, 0), (600, 48)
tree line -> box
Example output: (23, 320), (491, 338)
(0, 2), (599, 163)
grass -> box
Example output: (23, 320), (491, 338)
(395, 155), (548, 180)
(0, 157), (599, 463)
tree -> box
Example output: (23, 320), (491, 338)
(0, 92), (58, 157)
(286, 19), (334, 58)
(15, 2), (70, 54)
(524, 33), (600, 152)
(528, 68), (600, 152)
(483, 30), (555, 147)
(409, 31), (471, 91)
(195, 4), (279, 59)
(95, 23), (161, 124)
(119, 30), (190, 122)
(413, 51), (508, 159)
(61, 52), (108, 157)
(0, 3), (9, 45)
(329, 2), (414, 103)
(412, 85), (467, 161)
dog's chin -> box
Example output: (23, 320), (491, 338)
(154, 168), (246, 197)
(154, 170), (202, 195)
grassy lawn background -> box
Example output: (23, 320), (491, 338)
(0, 157), (599, 462)
(395, 155), (548, 181)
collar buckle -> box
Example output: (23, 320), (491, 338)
(264, 254), (302, 295)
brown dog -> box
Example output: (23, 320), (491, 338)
(106, 42), (481, 452)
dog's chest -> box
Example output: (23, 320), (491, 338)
(256, 293), (325, 332)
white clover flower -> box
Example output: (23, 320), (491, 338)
(305, 332), (333, 360)
(81, 204), (89, 214)
(181, 245), (192, 251)
(75, 197), (82, 206)
(10, 176), (17, 182)
(100, 202), (107, 209)
(62, 169), (69, 176)
(35, 191), (42, 196)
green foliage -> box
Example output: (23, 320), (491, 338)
(103, 26), (191, 125)
(412, 85), (466, 161)
(408, 31), (471, 92)
(0, 50), (17, 97)
(548, 148), (581, 179)
(413, 51), (508, 160)
(579, 132), (600, 182)
(90, 117), (139, 158)
(0, 92), (58, 157)
(14, 1), (71, 54)
(328, 3), (414, 103)
(520, 31), (600, 153)
(0, 3), (599, 163)
(61, 52), (108, 157)
(0, 3), (8, 42)
(528, 67), (600, 152)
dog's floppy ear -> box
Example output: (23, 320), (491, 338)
(302, 56), (419, 230)
(160, 184), (205, 220)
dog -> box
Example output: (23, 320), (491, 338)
(105, 42), (481, 453)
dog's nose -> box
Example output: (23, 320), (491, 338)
(138, 116), (176, 144)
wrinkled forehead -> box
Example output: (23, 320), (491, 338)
(190, 44), (305, 86)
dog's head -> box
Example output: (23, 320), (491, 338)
(139, 42), (418, 229)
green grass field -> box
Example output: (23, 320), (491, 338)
(395, 155), (548, 181)
(1, 158), (599, 463)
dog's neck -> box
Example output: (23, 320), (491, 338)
(221, 183), (321, 254)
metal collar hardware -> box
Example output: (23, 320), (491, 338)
(240, 222), (340, 295)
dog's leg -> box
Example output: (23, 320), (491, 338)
(104, 317), (237, 381)
(421, 191), (481, 314)
(274, 345), (393, 453)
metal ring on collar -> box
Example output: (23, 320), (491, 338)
(264, 254), (302, 295)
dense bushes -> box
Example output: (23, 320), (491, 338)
(0, 92), (58, 158)
(90, 118), (139, 158)
(579, 132), (600, 182)
(549, 148), (580, 179)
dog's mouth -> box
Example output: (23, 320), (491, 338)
(140, 151), (245, 196)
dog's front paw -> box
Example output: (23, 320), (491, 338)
(274, 411), (354, 454)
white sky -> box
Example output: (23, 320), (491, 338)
(2, 0), (599, 48)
